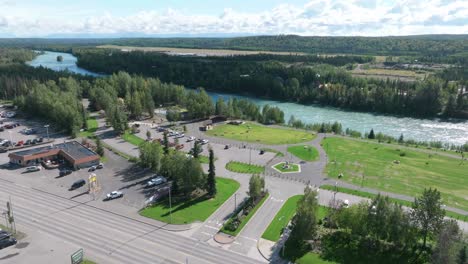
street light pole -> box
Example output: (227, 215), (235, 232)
(44, 124), (50, 141)
(169, 183), (172, 224)
(234, 193), (237, 211)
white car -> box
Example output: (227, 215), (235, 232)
(146, 176), (167, 187)
(25, 166), (41, 172)
(175, 133), (185, 138)
(104, 191), (123, 201)
(186, 136), (195, 142)
(343, 199), (350, 208)
(201, 139), (209, 145)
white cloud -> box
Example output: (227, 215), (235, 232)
(0, 0), (467, 36)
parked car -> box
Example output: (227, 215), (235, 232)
(31, 139), (38, 145)
(58, 169), (72, 177)
(88, 165), (97, 172)
(15, 140), (24, 147)
(224, 145), (230, 150)
(186, 136), (195, 142)
(175, 133), (185, 138)
(37, 137), (44, 143)
(201, 139), (209, 145)
(0, 237), (17, 249)
(343, 199), (350, 208)
(25, 166), (41, 172)
(24, 139), (32, 145)
(96, 163), (104, 169)
(259, 150), (265, 155)
(146, 176), (167, 187)
(69, 179), (86, 191)
(0, 127), (4, 132)
(4, 124), (13, 129)
(0, 148), (7, 153)
(104, 191), (123, 201)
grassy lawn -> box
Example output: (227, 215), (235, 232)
(287, 145), (319, 161)
(221, 193), (270, 236)
(206, 122), (315, 145)
(122, 130), (145, 146)
(261, 148), (284, 157)
(79, 117), (98, 138)
(262, 195), (302, 241)
(82, 260), (97, 264)
(262, 195), (329, 242)
(273, 162), (300, 173)
(320, 185), (467, 222)
(296, 253), (336, 264)
(140, 178), (239, 224)
(323, 137), (468, 211)
(198, 155), (209, 164)
(226, 161), (265, 174)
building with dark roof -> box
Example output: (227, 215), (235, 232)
(8, 141), (100, 170)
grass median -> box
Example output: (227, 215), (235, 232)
(221, 193), (270, 236)
(225, 161), (265, 174)
(273, 162), (300, 173)
(206, 122), (315, 145)
(322, 137), (468, 211)
(287, 145), (319, 161)
(140, 178), (239, 224)
(122, 130), (145, 146)
(262, 195), (329, 242)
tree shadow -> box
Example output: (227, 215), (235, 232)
(158, 194), (211, 217)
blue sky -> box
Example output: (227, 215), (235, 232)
(0, 0), (467, 37)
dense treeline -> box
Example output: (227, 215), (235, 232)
(88, 71), (285, 130)
(286, 187), (467, 264)
(76, 49), (468, 118)
(2, 35), (467, 57)
(0, 48), (36, 64)
(14, 77), (85, 136)
(110, 35), (468, 58)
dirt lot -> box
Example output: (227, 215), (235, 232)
(98, 45), (307, 57)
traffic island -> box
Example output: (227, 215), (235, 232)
(272, 162), (301, 173)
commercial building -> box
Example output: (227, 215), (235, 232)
(8, 141), (100, 170)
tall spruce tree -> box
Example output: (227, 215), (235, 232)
(206, 148), (216, 197)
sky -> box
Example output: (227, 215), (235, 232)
(0, 0), (467, 37)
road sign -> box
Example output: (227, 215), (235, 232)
(71, 248), (84, 264)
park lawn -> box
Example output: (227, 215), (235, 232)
(262, 195), (329, 242)
(320, 185), (467, 222)
(274, 162), (300, 173)
(78, 117), (98, 138)
(122, 130), (145, 146)
(296, 253), (336, 264)
(198, 156), (209, 164)
(322, 137), (468, 211)
(287, 145), (319, 161)
(226, 161), (265, 174)
(140, 178), (239, 224)
(206, 122), (315, 145)
(221, 193), (270, 236)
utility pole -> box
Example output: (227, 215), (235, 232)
(168, 182), (172, 224)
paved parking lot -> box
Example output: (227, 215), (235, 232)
(133, 123), (276, 166)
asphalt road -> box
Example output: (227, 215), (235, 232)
(0, 178), (264, 264)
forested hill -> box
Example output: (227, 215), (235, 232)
(111, 35), (468, 57)
(0, 34), (467, 59)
